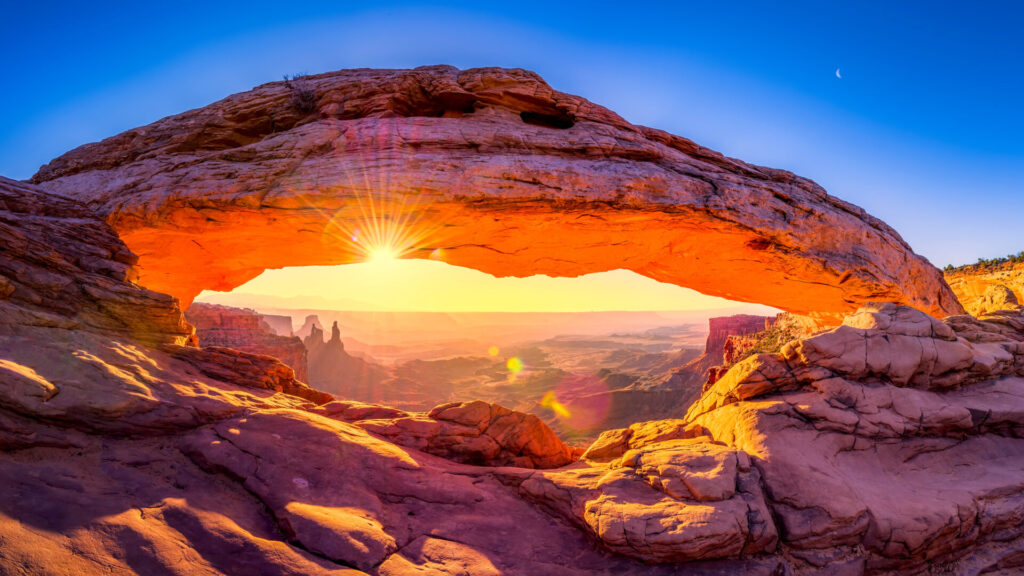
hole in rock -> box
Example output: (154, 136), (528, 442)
(190, 260), (777, 447)
(519, 110), (575, 129)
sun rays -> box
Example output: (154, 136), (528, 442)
(279, 117), (453, 266)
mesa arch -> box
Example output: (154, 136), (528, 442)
(32, 65), (963, 320)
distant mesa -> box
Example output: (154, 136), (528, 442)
(946, 260), (1024, 317)
(31, 65), (961, 322)
(295, 313), (324, 340)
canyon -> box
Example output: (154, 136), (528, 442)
(1, 66), (1022, 575)
(183, 302), (772, 445)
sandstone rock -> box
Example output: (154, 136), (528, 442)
(581, 418), (706, 462)
(0, 176), (191, 346)
(295, 314), (324, 339)
(659, 314), (772, 412)
(186, 302), (308, 381)
(709, 312), (818, 387)
(320, 399), (578, 468)
(180, 408), (769, 575)
(684, 302), (1024, 573)
(947, 262), (1024, 316)
(31, 66), (961, 320)
(0, 178), (329, 435)
(512, 435), (777, 563)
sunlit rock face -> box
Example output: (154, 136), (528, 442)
(686, 302), (1024, 572)
(947, 262), (1024, 316)
(316, 399), (579, 468)
(185, 302), (309, 381)
(31, 65), (961, 320)
(0, 176), (330, 440)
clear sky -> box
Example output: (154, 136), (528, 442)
(2, 2), (1021, 311)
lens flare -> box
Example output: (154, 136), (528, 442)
(506, 357), (524, 373)
(488, 346), (500, 356)
(547, 373), (612, 431)
(540, 391), (572, 418)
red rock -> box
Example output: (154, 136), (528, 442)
(319, 399), (578, 468)
(0, 177), (329, 438)
(947, 261), (1024, 316)
(303, 320), (389, 398)
(186, 302), (309, 381)
(685, 302), (1024, 572)
(31, 66), (962, 321)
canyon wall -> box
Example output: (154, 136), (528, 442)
(947, 262), (1024, 316)
(185, 303), (308, 381)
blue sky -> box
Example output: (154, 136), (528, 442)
(2, 1), (1021, 267)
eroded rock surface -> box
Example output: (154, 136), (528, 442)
(186, 302), (309, 381)
(0, 177), (328, 436)
(687, 302), (1024, 573)
(318, 399), (578, 468)
(31, 66), (961, 320)
(947, 262), (1024, 317)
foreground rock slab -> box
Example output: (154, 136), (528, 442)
(687, 302), (1024, 573)
(32, 66), (961, 320)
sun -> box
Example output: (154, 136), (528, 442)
(366, 244), (401, 263)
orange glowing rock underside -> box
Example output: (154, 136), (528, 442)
(31, 65), (962, 321)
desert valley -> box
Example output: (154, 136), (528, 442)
(0, 14), (1022, 575)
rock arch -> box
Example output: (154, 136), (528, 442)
(32, 66), (962, 320)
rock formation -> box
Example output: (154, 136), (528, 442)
(295, 314), (324, 339)
(30, 66), (961, 321)
(684, 302), (1024, 573)
(316, 399), (578, 468)
(262, 313), (295, 336)
(682, 314), (770, 379)
(947, 261), (1024, 316)
(706, 311), (819, 387)
(0, 176), (330, 439)
(661, 314), (771, 409)
(303, 320), (389, 398)
(186, 302), (308, 381)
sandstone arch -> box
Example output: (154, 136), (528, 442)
(32, 66), (963, 319)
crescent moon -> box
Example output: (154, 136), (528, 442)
(835, 68), (842, 79)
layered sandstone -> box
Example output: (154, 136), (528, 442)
(685, 302), (1024, 573)
(31, 66), (961, 320)
(706, 312), (818, 386)
(661, 314), (771, 408)
(0, 177), (329, 439)
(186, 302), (308, 381)
(947, 262), (1024, 316)
(317, 399), (578, 468)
